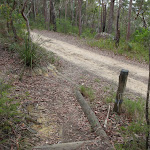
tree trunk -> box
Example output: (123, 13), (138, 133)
(98, 0), (101, 33)
(65, 1), (68, 20)
(10, 0), (18, 41)
(107, 0), (115, 34)
(100, 0), (103, 32)
(78, 0), (82, 36)
(85, 0), (88, 26)
(71, 0), (74, 25)
(21, 0), (31, 41)
(75, 0), (78, 26)
(142, 12), (147, 29)
(126, 0), (132, 41)
(146, 48), (150, 150)
(102, 3), (106, 32)
(32, 0), (36, 20)
(115, 0), (122, 47)
(49, 0), (56, 31)
(43, 0), (47, 27)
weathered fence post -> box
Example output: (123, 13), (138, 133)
(113, 69), (129, 114)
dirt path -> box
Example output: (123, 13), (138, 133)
(31, 31), (148, 98)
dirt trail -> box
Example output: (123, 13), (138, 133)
(31, 31), (148, 98)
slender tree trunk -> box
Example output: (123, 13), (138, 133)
(32, 0), (36, 20)
(115, 0), (122, 47)
(10, 0), (18, 41)
(98, 0), (101, 33)
(85, 0), (88, 26)
(100, 0), (103, 32)
(78, 0), (82, 36)
(49, 0), (56, 31)
(75, 0), (78, 26)
(146, 48), (150, 150)
(21, 0), (31, 41)
(107, 0), (115, 34)
(43, 0), (47, 27)
(142, 12), (147, 28)
(102, 3), (106, 32)
(126, 0), (132, 41)
(71, 0), (74, 25)
(65, 1), (68, 20)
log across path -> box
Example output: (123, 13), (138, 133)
(31, 31), (148, 98)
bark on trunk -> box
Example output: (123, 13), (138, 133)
(43, 0), (47, 27)
(21, 0), (31, 41)
(146, 48), (150, 150)
(71, 0), (74, 25)
(32, 0), (36, 20)
(10, 0), (18, 41)
(102, 4), (106, 32)
(142, 12), (147, 29)
(65, 1), (68, 20)
(78, 0), (82, 36)
(85, 0), (88, 26)
(115, 0), (122, 47)
(75, 0), (78, 26)
(126, 0), (132, 41)
(49, 0), (56, 31)
(107, 0), (115, 34)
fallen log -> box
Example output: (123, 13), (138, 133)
(75, 90), (113, 149)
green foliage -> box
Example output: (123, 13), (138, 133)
(132, 28), (150, 47)
(105, 91), (115, 103)
(79, 85), (95, 101)
(0, 81), (20, 145)
(115, 98), (147, 150)
(88, 38), (149, 63)
(81, 28), (96, 39)
(123, 98), (145, 119)
(56, 18), (78, 34)
(116, 120), (147, 150)
(0, 80), (33, 149)
(30, 14), (46, 30)
(19, 35), (36, 67)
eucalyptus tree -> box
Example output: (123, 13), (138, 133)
(126, 0), (133, 41)
(107, 0), (115, 34)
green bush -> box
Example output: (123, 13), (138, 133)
(79, 85), (95, 101)
(81, 28), (96, 39)
(132, 28), (150, 47)
(30, 14), (45, 30)
(0, 81), (20, 148)
(56, 18), (78, 34)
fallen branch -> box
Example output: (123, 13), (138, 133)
(75, 90), (113, 149)
(104, 104), (111, 128)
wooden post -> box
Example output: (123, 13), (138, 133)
(113, 69), (129, 114)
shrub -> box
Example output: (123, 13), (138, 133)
(81, 28), (96, 39)
(132, 28), (150, 47)
(79, 85), (95, 101)
(56, 18), (78, 34)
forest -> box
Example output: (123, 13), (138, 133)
(0, 0), (150, 150)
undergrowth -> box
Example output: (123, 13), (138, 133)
(105, 91), (148, 150)
(87, 38), (149, 63)
(79, 85), (95, 102)
(0, 80), (32, 149)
